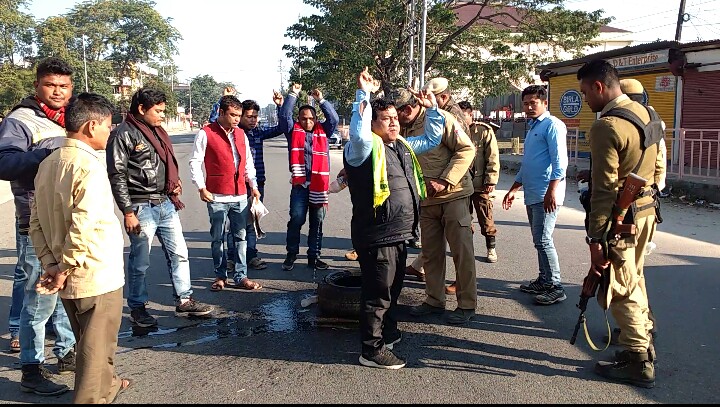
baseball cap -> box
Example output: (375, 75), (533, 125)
(388, 88), (415, 109)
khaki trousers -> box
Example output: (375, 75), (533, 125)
(471, 192), (497, 240)
(61, 288), (124, 404)
(420, 197), (477, 310)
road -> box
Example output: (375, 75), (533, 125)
(0, 132), (718, 403)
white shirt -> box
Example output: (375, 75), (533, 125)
(189, 125), (257, 203)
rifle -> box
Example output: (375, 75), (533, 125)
(570, 173), (648, 349)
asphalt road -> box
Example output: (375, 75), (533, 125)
(0, 132), (718, 403)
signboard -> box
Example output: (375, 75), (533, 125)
(610, 50), (669, 72)
(655, 75), (676, 92)
(560, 90), (583, 118)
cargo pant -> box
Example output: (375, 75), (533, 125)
(471, 191), (497, 245)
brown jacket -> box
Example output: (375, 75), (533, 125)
(444, 98), (471, 136)
(588, 95), (664, 239)
(402, 107), (475, 207)
(469, 122), (500, 191)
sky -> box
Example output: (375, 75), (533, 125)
(24, 0), (720, 107)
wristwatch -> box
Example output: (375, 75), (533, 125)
(585, 236), (602, 245)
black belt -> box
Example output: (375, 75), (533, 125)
(133, 197), (167, 207)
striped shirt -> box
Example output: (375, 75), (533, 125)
(244, 107), (286, 185)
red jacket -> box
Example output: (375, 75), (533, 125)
(203, 122), (247, 196)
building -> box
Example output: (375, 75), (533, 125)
(110, 62), (159, 101)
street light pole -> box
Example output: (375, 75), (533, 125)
(407, 0), (416, 87)
(82, 35), (89, 92)
(419, 0), (428, 88)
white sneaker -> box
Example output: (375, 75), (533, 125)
(486, 248), (498, 263)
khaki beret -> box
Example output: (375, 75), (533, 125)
(620, 79), (644, 95)
(425, 77), (449, 94)
(388, 88), (415, 109)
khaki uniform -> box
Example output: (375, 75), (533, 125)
(588, 94), (665, 353)
(469, 122), (500, 241)
(443, 98), (471, 136)
(403, 107), (477, 310)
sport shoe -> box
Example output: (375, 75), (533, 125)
(20, 364), (69, 396)
(308, 258), (330, 270)
(282, 253), (297, 271)
(535, 286), (567, 305)
(486, 248), (498, 263)
(249, 257), (268, 270)
(175, 298), (213, 317)
(130, 306), (158, 328)
(519, 278), (551, 294)
(409, 303), (445, 317)
(359, 347), (406, 370)
(57, 350), (75, 375)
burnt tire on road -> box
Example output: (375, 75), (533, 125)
(317, 270), (362, 320)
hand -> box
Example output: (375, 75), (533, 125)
(36, 264), (67, 295)
(310, 89), (323, 102)
(427, 179), (449, 197)
(408, 88), (437, 109)
(543, 189), (557, 213)
(223, 87), (235, 96)
(502, 190), (515, 210)
(337, 167), (346, 179)
(124, 213), (141, 235)
(251, 188), (261, 201)
(589, 242), (610, 271)
(273, 91), (284, 106)
(576, 170), (591, 183)
(291, 83), (302, 95)
(199, 188), (214, 203)
(357, 67), (380, 94)
(483, 184), (495, 194)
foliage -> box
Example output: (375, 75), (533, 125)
(175, 75), (235, 125)
(0, 64), (34, 115)
(0, 0), (35, 64)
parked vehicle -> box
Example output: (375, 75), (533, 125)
(329, 131), (343, 149)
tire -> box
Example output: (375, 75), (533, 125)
(317, 270), (362, 319)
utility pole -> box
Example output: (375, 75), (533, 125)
(419, 0), (428, 88)
(675, 0), (687, 41)
(82, 35), (89, 92)
(407, 0), (416, 87)
(278, 60), (284, 91)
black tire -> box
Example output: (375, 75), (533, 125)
(317, 270), (362, 319)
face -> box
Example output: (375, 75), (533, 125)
(522, 95), (547, 119)
(371, 107), (400, 142)
(88, 115), (113, 150)
(436, 93), (450, 109)
(396, 105), (416, 126)
(299, 108), (315, 131)
(138, 102), (166, 127)
(579, 79), (605, 113)
(219, 105), (242, 129)
(34, 74), (73, 110)
(462, 109), (473, 126)
(240, 109), (258, 130)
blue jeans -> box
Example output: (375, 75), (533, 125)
(245, 184), (265, 262)
(286, 186), (326, 258)
(18, 233), (75, 365)
(8, 219), (26, 338)
(208, 199), (249, 283)
(127, 200), (192, 310)
(526, 203), (562, 288)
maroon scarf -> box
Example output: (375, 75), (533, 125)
(125, 113), (185, 210)
(36, 97), (66, 128)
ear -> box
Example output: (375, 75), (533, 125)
(33, 81), (39, 88)
(138, 104), (146, 115)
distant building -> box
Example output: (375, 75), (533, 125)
(109, 62), (159, 101)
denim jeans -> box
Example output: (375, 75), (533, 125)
(286, 186), (326, 258)
(245, 184), (265, 262)
(526, 203), (562, 288)
(18, 233), (75, 365)
(127, 200), (192, 310)
(8, 219), (26, 338)
(208, 199), (249, 283)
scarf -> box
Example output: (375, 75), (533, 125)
(290, 122), (330, 207)
(125, 113), (185, 210)
(35, 97), (66, 128)
(372, 134), (426, 208)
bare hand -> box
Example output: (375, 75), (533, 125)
(199, 188), (214, 203)
(310, 89), (323, 102)
(502, 191), (515, 210)
(408, 88), (437, 109)
(337, 167), (347, 179)
(427, 179), (449, 197)
(36, 264), (67, 295)
(251, 188), (261, 201)
(589, 242), (610, 270)
(223, 87), (235, 96)
(291, 83), (302, 95)
(483, 184), (495, 194)
(357, 67), (380, 94)
(273, 91), (284, 106)
(543, 189), (557, 213)
(172, 180), (182, 195)
(124, 213), (141, 235)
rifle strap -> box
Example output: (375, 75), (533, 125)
(583, 310), (612, 352)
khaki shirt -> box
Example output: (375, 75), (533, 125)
(30, 138), (125, 299)
(588, 94), (664, 239)
(402, 107), (475, 206)
(469, 122), (500, 191)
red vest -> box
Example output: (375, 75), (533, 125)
(203, 122), (248, 196)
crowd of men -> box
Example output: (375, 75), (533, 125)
(0, 55), (664, 402)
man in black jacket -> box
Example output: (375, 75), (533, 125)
(107, 88), (213, 328)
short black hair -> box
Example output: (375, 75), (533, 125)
(219, 95), (242, 113)
(241, 99), (261, 113)
(298, 105), (316, 117)
(36, 57), (73, 81)
(65, 93), (115, 133)
(130, 88), (167, 115)
(371, 98), (396, 121)
(577, 59), (620, 88)
(458, 101), (472, 111)
(521, 85), (548, 101)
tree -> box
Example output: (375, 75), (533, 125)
(0, 64), (34, 114)
(176, 75), (235, 126)
(0, 0), (35, 65)
(284, 0), (611, 113)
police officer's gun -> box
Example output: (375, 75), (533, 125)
(570, 173), (647, 348)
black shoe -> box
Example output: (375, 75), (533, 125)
(359, 347), (406, 370)
(384, 331), (402, 351)
(308, 258), (330, 270)
(408, 239), (422, 249)
(447, 308), (476, 325)
(130, 306), (158, 328)
(57, 350), (75, 375)
(20, 364), (69, 396)
(282, 253), (297, 271)
(409, 303), (445, 317)
(595, 351), (655, 388)
(519, 278), (552, 294)
(175, 298), (214, 317)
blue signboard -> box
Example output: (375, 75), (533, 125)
(560, 90), (582, 118)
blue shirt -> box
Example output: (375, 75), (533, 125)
(345, 90), (444, 167)
(515, 111), (568, 205)
(244, 106), (286, 185)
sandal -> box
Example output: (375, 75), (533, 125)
(109, 377), (131, 404)
(9, 337), (20, 353)
(238, 278), (262, 290)
(210, 279), (227, 292)
(249, 258), (268, 270)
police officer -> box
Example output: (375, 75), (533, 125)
(425, 77), (471, 136)
(391, 87), (478, 325)
(578, 59), (663, 388)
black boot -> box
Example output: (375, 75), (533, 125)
(595, 350), (655, 388)
(58, 349), (76, 375)
(20, 364), (69, 396)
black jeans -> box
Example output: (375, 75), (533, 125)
(358, 242), (407, 356)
